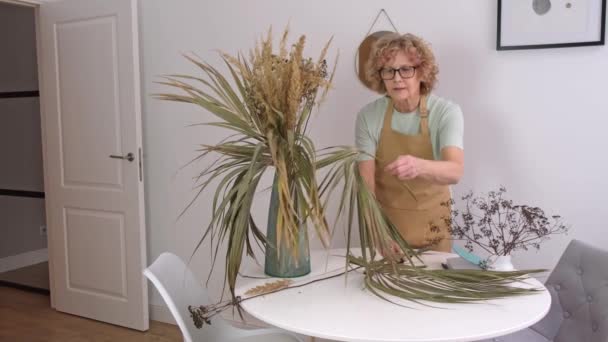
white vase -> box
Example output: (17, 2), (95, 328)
(489, 255), (514, 271)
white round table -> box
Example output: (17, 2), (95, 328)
(236, 249), (551, 342)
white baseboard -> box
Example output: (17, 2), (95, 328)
(0, 248), (48, 273)
(149, 303), (177, 325)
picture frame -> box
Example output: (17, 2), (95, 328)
(497, 0), (607, 50)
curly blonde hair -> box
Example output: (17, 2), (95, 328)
(365, 33), (438, 95)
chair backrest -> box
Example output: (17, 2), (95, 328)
(144, 252), (235, 342)
(532, 239), (608, 342)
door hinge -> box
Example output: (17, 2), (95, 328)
(138, 148), (143, 182)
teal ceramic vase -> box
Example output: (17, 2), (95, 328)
(264, 174), (311, 277)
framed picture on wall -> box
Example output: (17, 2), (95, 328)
(497, 0), (607, 50)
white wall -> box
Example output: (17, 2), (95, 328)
(139, 0), (608, 308)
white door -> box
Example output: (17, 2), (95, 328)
(38, 0), (148, 330)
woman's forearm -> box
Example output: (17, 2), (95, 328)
(418, 159), (463, 185)
(358, 160), (376, 194)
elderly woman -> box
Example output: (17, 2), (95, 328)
(356, 33), (464, 252)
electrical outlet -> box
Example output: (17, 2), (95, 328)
(40, 225), (47, 236)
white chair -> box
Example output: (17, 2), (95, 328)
(144, 252), (304, 342)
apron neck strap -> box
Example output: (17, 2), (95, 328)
(383, 97), (394, 131)
(384, 95), (430, 134)
(419, 94), (429, 135)
(419, 94), (428, 117)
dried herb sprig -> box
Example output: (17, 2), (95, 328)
(188, 266), (361, 328)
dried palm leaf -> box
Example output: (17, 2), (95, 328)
(244, 279), (293, 296)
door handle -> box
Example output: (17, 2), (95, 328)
(109, 152), (134, 162)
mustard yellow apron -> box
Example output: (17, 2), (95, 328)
(374, 96), (452, 252)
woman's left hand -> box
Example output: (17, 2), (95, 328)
(385, 155), (426, 180)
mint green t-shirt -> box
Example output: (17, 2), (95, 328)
(355, 94), (464, 161)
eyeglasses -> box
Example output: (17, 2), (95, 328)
(378, 66), (417, 80)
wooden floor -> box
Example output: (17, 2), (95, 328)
(0, 262), (49, 290)
(0, 286), (182, 342)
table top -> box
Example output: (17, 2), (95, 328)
(236, 249), (551, 342)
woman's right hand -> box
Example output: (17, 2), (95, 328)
(379, 240), (405, 262)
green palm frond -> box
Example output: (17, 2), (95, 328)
(349, 256), (544, 305)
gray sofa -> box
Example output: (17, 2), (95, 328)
(478, 239), (608, 342)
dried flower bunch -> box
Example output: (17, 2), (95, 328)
(444, 186), (568, 256)
(220, 27), (338, 252)
(234, 31), (332, 134)
(188, 279), (293, 328)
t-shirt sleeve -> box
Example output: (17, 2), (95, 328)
(438, 103), (464, 152)
(355, 108), (377, 161)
